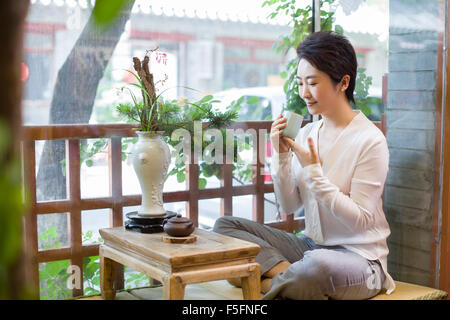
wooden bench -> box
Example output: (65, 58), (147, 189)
(370, 281), (447, 300)
(76, 279), (448, 300)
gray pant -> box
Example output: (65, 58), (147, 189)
(213, 216), (385, 300)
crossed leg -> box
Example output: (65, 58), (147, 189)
(227, 260), (291, 293)
(213, 216), (313, 294)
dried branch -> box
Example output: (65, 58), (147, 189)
(141, 55), (158, 130)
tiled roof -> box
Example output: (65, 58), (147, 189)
(30, 0), (295, 26)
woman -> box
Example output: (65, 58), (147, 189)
(213, 31), (396, 300)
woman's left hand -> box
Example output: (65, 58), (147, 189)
(283, 137), (321, 167)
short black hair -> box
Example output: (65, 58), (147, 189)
(296, 31), (357, 105)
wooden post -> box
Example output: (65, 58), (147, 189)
(22, 140), (39, 298)
(108, 137), (124, 290)
(241, 263), (261, 300)
(186, 155), (199, 227)
(67, 139), (83, 297)
(162, 276), (186, 300)
(430, 0), (445, 290)
(220, 154), (233, 216)
(437, 0), (450, 296)
(282, 212), (295, 234)
(252, 129), (266, 224)
(100, 247), (116, 300)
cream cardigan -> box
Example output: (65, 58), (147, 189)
(271, 110), (396, 294)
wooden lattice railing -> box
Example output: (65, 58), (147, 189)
(20, 121), (304, 298)
(21, 117), (385, 298)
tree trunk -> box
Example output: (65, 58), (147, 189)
(0, 0), (31, 299)
(35, 1), (135, 244)
(37, 0), (135, 200)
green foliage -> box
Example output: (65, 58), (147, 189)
(0, 164), (24, 264)
(263, 0), (312, 115)
(263, 0), (373, 116)
(124, 268), (150, 290)
(0, 120), (27, 299)
(119, 97), (234, 189)
(81, 232), (103, 296)
(116, 75), (261, 188)
(37, 226), (152, 299)
(83, 256), (101, 296)
(39, 259), (71, 300)
(63, 95), (256, 190)
(116, 71), (238, 137)
(92, 0), (130, 26)
(38, 226), (63, 250)
(81, 139), (108, 167)
(234, 96), (274, 121)
(38, 226), (68, 300)
(353, 67), (373, 117)
(164, 95), (261, 188)
(167, 133), (254, 189)
(60, 139), (109, 176)
(38, 227), (104, 299)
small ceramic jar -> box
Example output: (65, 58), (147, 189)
(163, 214), (195, 237)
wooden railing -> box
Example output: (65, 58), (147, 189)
(20, 121), (302, 298)
(21, 116), (385, 298)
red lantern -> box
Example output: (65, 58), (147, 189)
(21, 62), (29, 82)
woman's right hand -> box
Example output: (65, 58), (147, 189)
(270, 114), (290, 153)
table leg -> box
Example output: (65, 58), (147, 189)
(163, 276), (186, 300)
(241, 263), (261, 300)
(100, 254), (116, 300)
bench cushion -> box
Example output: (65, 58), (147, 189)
(370, 281), (448, 300)
(76, 280), (448, 300)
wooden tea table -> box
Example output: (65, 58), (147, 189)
(99, 227), (261, 300)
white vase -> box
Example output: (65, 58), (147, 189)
(131, 131), (171, 216)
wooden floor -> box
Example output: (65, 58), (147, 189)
(77, 280), (257, 300)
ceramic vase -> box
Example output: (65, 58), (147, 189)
(131, 131), (171, 216)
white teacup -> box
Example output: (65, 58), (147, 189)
(281, 111), (303, 139)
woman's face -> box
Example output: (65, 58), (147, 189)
(296, 58), (344, 116)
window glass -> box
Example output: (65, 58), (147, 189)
(22, 0), (300, 125)
(80, 138), (110, 199)
(325, 0), (389, 121)
(38, 212), (70, 250)
(39, 260), (71, 300)
(198, 198), (220, 230)
(82, 209), (110, 245)
(325, 0), (444, 287)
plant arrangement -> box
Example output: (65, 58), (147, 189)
(70, 48), (258, 191)
(116, 47), (238, 137)
(115, 47), (245, 216)
(114, 47), (254, 195)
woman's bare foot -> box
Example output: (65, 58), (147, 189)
(261, 278), (272, 294)
(227, 277), (272, 294)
